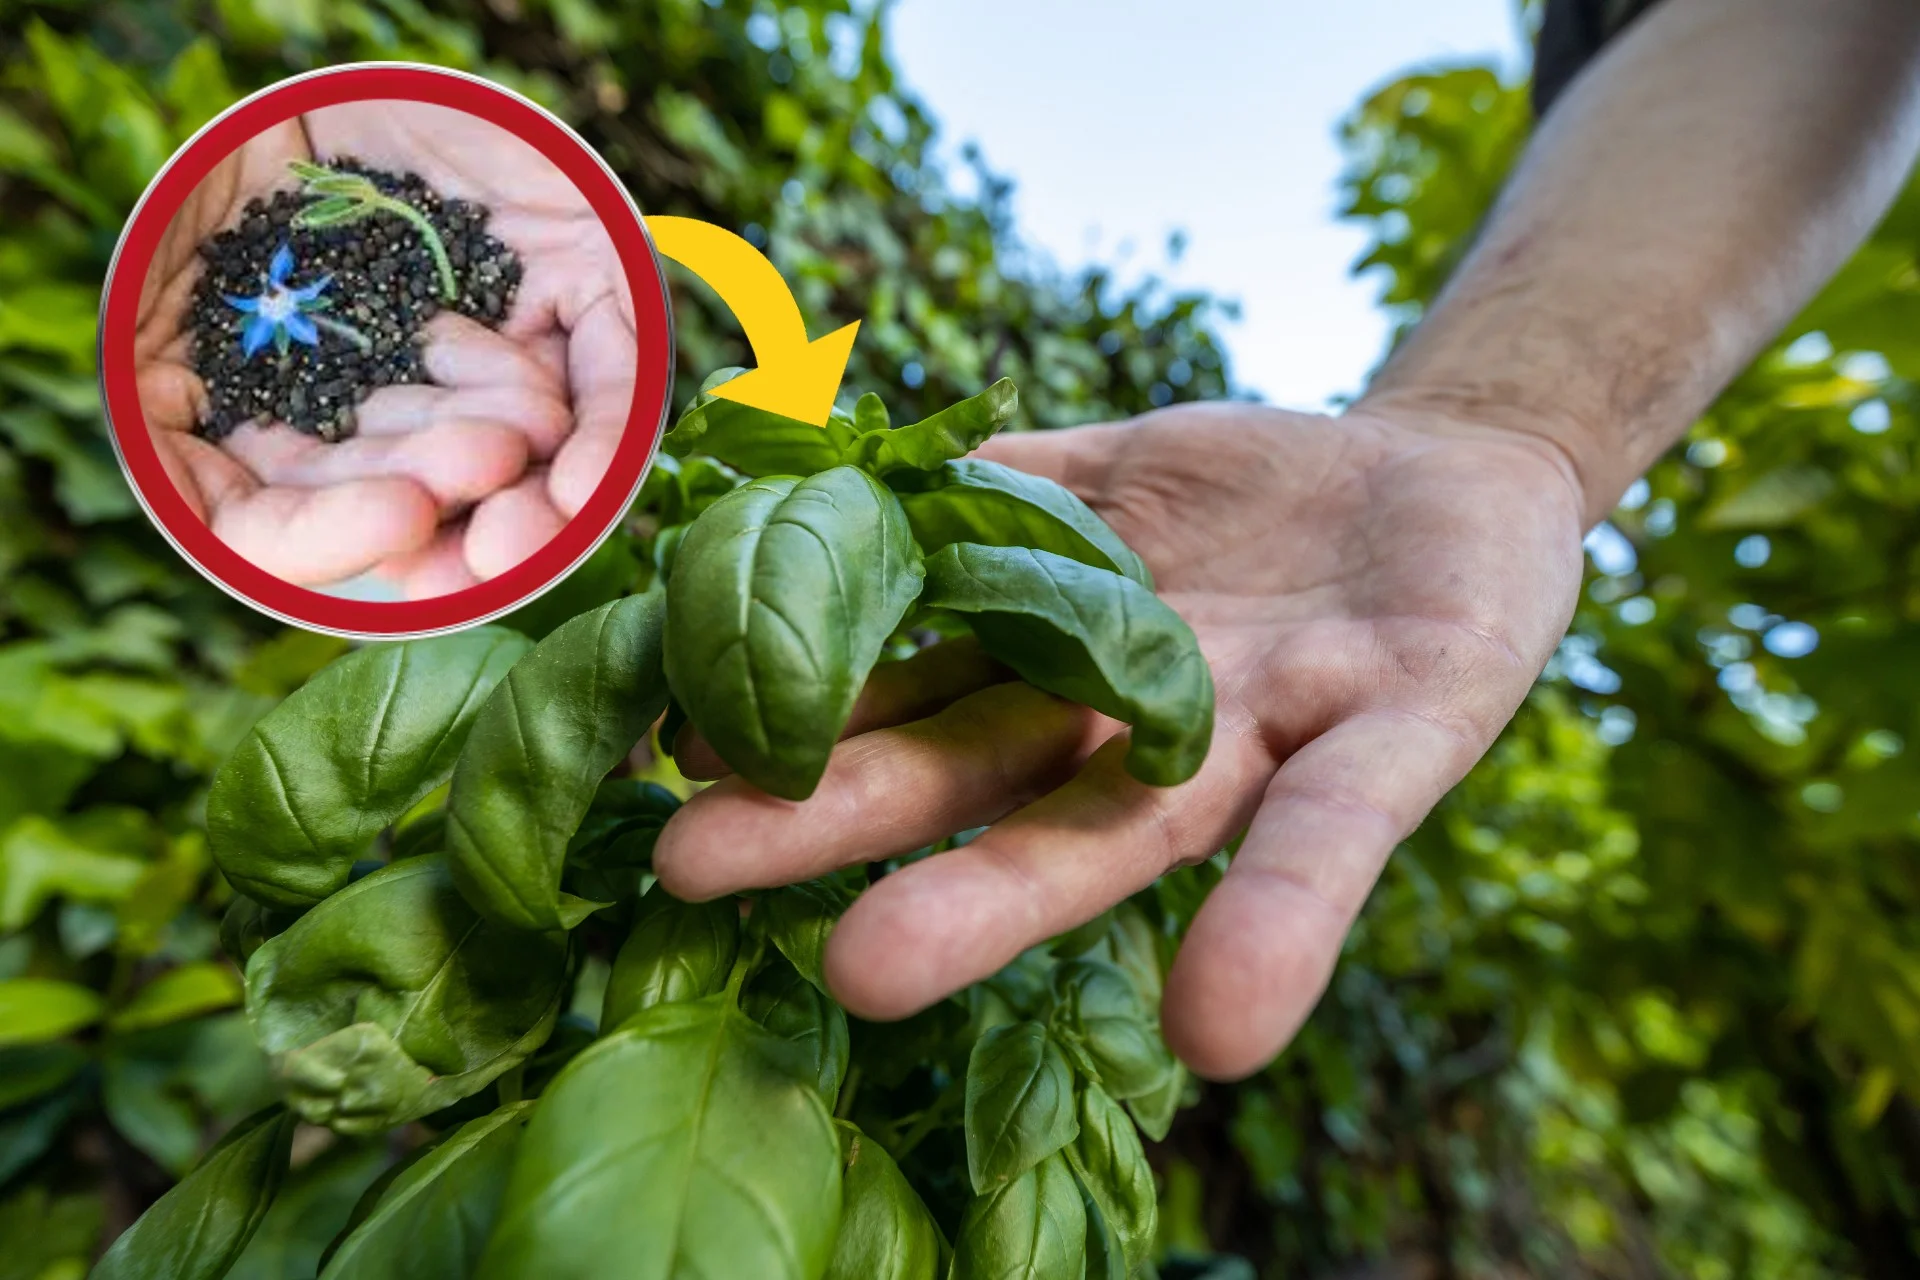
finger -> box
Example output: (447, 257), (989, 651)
(653, 682), (1102, 902)
(821, 723), (1273, 1022)
(971, 420), (1126, 496)
(222, 419), (530, 511)
(354, 383), (573, 460)
(378, 525), (480, 599)
(526, 329), (572, 393)
(134, 261), (202, 362)
(210, 476), (440, 586)
(548, 291), (637, 518)
(156, 431), (251, 525)
(464, 471), (566, 580)
(138, 361), (205, 435)
(673, 638), (1011, 781)
(421, 312), (566, 400)
(1161, 709), (1481, 1081)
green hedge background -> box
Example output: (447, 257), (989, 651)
(1, 2), (1918, 1277)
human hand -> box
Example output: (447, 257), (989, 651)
(301, 102), (636, 593)
(134, 123), (453, 584)
(651, 400), (1588, 1079)
(136, 120), (571, 590)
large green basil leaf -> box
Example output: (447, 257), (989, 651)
(825, 1120), (943, 1280)
(950, 1151), (1086, 1280)
(92, 1107), (295, 1280)
(964, 1020), (1079, 1194)
(743, 957), (850, 1104)
(244, 856), (567, 1134)
(920, 544), (1213, 786)
(761, 872), (862, 993)
(897, 459), (1149, 586)
(840, 378), (1017, 476)
(319, 1102), (533, 1279)
(601, 887), (739, 1031)
(1049, 959), (1176, 1101)
(665, 467), (923, 800)
(476, 996), (842, 1280)
(446, 594), (670, 931)
(663, 368), (843, 477)
(207, 629), (530, 908)
(1063, 1084), (1156, 1271)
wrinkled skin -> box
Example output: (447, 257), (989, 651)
(132, 102), (626, 593)
(655, 401), (1586, 1080)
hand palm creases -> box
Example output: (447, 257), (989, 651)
(133, 104), (634, 595)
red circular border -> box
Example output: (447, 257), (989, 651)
(101, 65), (671, 636)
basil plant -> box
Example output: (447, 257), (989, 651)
(104, 373), (1218, 1280)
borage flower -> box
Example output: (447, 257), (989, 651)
(224, 243), (369, 358)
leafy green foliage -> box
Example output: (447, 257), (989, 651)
(445, 595), (670, 930)
(963, 1021), (1079, 1194)
(601, 885), (739, 1028)
(1065, 1082), (1158, 1271)
(760, 873), (861, 992)
(1049, 958), (1177, 1102)
(663, 367), (846, 477)
(838, 377), (1017, 476)
(317, 1102), (533, 1280)
(950, 1149), (1087, 1280)
(243, 856), (567, 1132)
(0, 0), (1231, 1270)
(207, 628), (529, 907)
(476, 996), (844, 1279)
(664, 465), (924, 799)
(921, 543), (1215, 785)
(825, 1120), (944, 1280)
(743, 956), (851, 1103)
(897, 458), (1152, 586)
(90, 1107), (293, 1280)
(13, 1), (1917, 1277)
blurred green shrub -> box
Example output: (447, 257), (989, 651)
(1171, 63), (1920, 1280)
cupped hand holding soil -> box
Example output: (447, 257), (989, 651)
(135, 122), (458, 586)
(303, 101), (638, 596)
(139, 101), (629, 596)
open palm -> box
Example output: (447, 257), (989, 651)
(653, 402), (1588, 1079)
(135, 121), (437, 583)
(135, 113), (576, 592)
(302, 102), (635, 593)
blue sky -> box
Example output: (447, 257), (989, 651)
(888, 1), (1528, 410)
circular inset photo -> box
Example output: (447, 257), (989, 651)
(101, 64), (673, 637)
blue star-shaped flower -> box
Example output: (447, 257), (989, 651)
(223, 243), (335, 358)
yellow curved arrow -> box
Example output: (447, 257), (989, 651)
(644, 216), (859, 427)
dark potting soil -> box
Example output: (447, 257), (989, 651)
(188, 160), (523, 443)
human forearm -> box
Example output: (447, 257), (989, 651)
(1359, 0), (1920, 523)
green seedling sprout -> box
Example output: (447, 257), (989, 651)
(286, 159), (459, 302)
